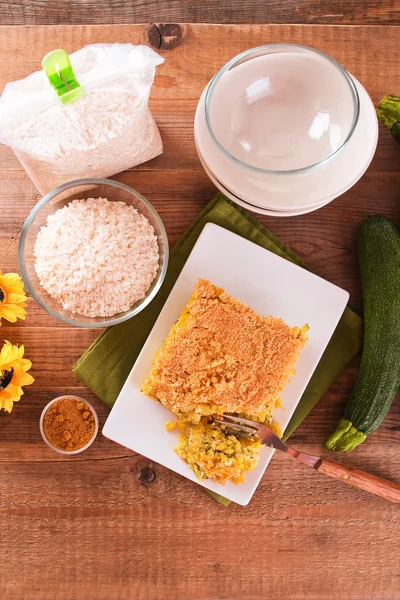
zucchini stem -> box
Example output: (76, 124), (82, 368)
(323, 418), (367, 452)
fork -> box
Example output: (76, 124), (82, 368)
(212, 414), (400, 503)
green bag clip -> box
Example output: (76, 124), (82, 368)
(42, 49), (85, 105)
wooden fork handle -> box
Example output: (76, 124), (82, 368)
(315, 459), (400, 503)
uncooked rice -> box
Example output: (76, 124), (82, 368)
(0, 44), (163, 193)
(34, 197), (160, 318)
(11, 95), (162, 194)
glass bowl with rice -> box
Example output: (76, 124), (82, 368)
(18, 179), (169, 327)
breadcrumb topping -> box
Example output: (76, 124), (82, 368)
(142, 279), (307, 421)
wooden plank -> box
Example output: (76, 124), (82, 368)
(0, 327), (98, 386)
(0, 24), (399, 600)
(0, 1), (400, 26)
(1, 24), (399, 101)
(0, 448), (399, 600)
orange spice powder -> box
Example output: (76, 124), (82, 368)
(43, 397), (96, 451)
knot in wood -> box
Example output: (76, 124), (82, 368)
(138, 466), (156, 485)
(148, 24), (183, 50)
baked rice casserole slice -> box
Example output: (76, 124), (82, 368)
(142, 278), (308, 485)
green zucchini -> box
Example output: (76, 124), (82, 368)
(324, 215), (400, 452)
(377, 95), (400, 144)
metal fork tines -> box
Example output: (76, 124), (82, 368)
(211, 413), (317, 460)
(211, 414), (262, 439)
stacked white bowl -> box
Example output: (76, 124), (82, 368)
(194, 44), (378, 216)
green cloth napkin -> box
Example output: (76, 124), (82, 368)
(73, 194), (363, 507)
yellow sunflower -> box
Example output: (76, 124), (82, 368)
(0, 271), (27, 325)
(0, 341), (34, 412)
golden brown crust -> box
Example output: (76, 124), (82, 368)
(142, 279), (307, 421)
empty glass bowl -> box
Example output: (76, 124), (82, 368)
(205, 44), (360, 173)
(19, 179), (169, 327)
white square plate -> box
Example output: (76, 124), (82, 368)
(103, 223), (349, 505)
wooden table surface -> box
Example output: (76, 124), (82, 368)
(1, 1), (400, 25)
(0, 23), (399, 600)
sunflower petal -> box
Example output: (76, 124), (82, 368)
(0, 307), (18, 322)
(6, 382), (19, 396)
(5, 302), (27, 312)
(6, 293), (27, 305)
(0, 304), (26, 322)
(4, 397), (14, 412)
(3, 273), (21, 284)
(12, 311), (27, 321)
(7, 386), (23, 401)
(0, 343), (13, 364)
(14, 373), (34, 386)
(0, 388), (11, 401)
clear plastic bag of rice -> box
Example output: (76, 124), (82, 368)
(0, 44), (164, 193)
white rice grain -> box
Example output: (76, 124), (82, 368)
(34, 197), (160, 318)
